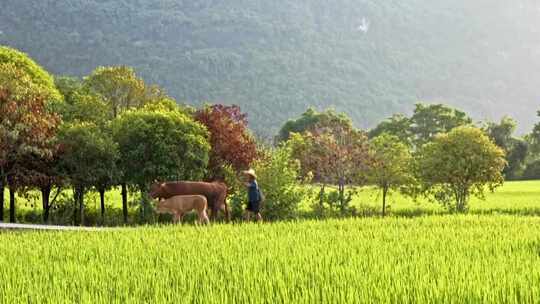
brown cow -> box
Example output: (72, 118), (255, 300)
(149, 181), (229, 221)
(155, 195), (209, 225)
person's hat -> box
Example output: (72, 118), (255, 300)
(242, 169), (257, 179)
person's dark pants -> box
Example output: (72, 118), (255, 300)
(246, 200), (261, 213)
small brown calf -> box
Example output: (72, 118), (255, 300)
(155, 195), (210, 225)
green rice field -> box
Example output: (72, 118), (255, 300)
(1, 181), (540, 303)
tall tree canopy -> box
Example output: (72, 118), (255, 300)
(277, 108), (354, 143)
(83, 66), (161, 118)
(368, 114), (413, 145)
(485, 116), (529, 179)
(0, 46), (61, 101)
(195, 104), (258, 179)
(0, 62), (61, 222)
(288, 118), (371, 213)
(410, 104), (472, 146)
(531, 111), (540, 154)
(113, 109), (210, 190)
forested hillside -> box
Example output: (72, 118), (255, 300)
(1, 0), (539, 135)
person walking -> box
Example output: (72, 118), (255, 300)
(243, 169), (262, 222)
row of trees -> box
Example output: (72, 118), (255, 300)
(279, 107), (507, 215)
(0, 46), (259, 225)
(1, 44), (539, 223)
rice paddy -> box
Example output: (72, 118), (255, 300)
(1, 181), (540, 303)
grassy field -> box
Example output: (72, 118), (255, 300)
(1, 216), (540, 303)
(0, 181), (539, 302)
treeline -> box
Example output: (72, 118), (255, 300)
(1, 45), (540, 225)
(1, 46), (260, 225)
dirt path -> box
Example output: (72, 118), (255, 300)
(0, 222), (104, 231)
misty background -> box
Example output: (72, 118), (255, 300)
(1, 0), (539, 136)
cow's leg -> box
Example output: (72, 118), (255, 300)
(224, 202), (230, 222)
(200, 210), (210, 225)
(210, 204), (219, 221)
(173, 212), (182, 224)
(217, 191), (229, 222)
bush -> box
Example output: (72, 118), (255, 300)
(253, 145), (312, 221)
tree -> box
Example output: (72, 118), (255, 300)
(20, 147), (65, 223)
(56, 76), (115, 222)
(83, 66), (159, 119)
(55, 77), (109, 126)
(366, 134), (414, 217)
(531, 111), (540, 154)
(0, 46), (61, 101)
(368, 114), (413, 146)
(277, 108), (354, 143)
(410, 103), (472, 146)
(195, 104), (258, 179)
(288, 121), (371, 214)
(0, 63), (60, 222)
(84, 66), (163, 220)
(57, 122), (118, 225)
(415, 126), (506, 213)
(485, 116), (529, 179)
(523, 160), (540, 180)
(112, 109), (210, 222)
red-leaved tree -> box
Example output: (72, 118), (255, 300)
(195, 104), (258, 180)
(0, 63), (61, 222)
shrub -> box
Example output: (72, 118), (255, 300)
(253, 145), (311, 221)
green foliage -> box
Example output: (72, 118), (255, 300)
(531, 111), (540, 154)
(277, 108), (353, 142)
(55, 77), (109, 126)
(83, 66), (159, 118)
(410, 103), (472, 146)
(141, 97), (188, 114)
(252, 145), (311, 220)
(0, 46), (61, 101)
(485, 116), (529, 179)
(368, 114), (413, 146)
(366, 134), (414, 216)
(57, 122), (118, 190)
(112, 109), (210, 190)
(415, 126), (506, 213)
(523, 160), (540, 181)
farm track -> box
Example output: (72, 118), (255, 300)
(0, 222), (103, 231)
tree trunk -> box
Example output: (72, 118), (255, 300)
(73, 188), (79, 225)
(79, 190), (85, 226)
(338, 178), (345, 214)
(73, 187), (84, 226)
(319, 184), (325, 209)
(99, 188), (106, 223)
(9, 185), (15, 223)
(41, 185), (51, 223)
(0, 178), (4, 222)
(121, 183), (128, 224)
(382, 186), (388, 217)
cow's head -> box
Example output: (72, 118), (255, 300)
(149, 180), (165, 199)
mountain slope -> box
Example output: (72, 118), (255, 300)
(1, 0), (539, 135)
